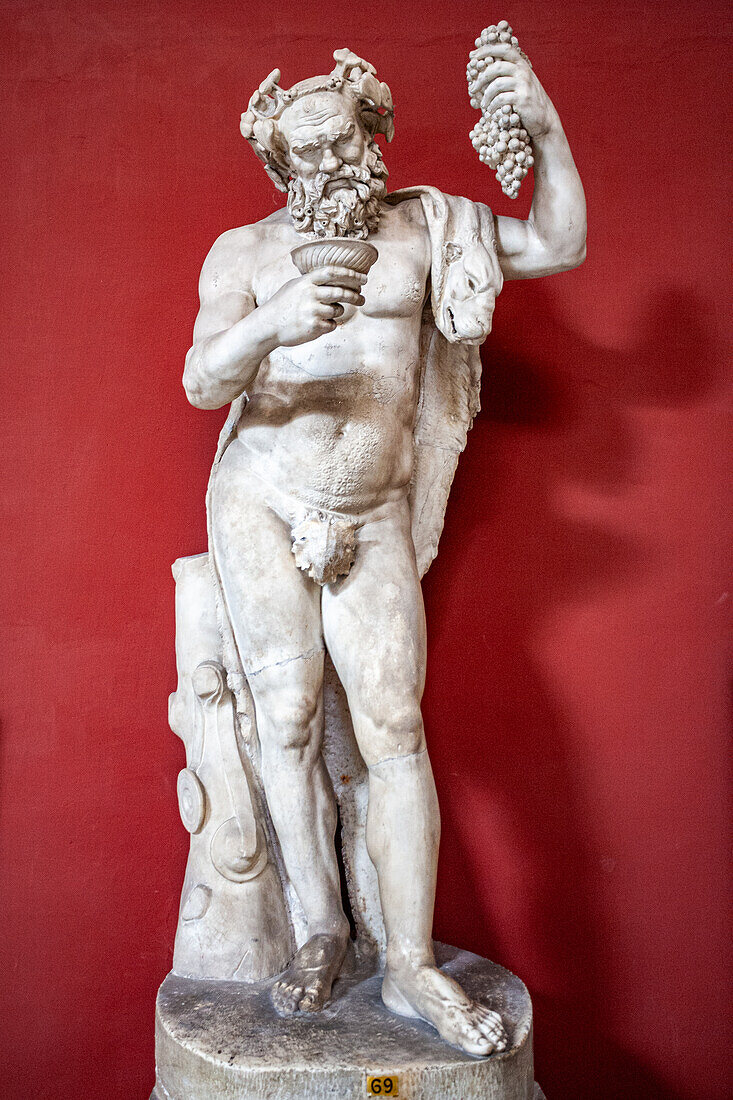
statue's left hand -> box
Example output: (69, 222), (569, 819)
(469, 41), (559, 139)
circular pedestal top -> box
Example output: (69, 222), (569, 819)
(154, 943), (541, 1100)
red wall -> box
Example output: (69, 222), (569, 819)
(1, 2), (730, 1097)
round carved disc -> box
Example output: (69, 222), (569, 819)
(177, 768), (207, 833)
(210, 817), (268, 882)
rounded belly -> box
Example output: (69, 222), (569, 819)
(233, 401), (414, 512)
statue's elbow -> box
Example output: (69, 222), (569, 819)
(183, 348), (217, 410)
(557, 234), (586, 272)
(567, 240), (587, 270)
(183, 377), (221, 410)
(183, 383), (206, 409)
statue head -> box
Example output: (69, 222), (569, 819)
(440, 240), (500, 343)
(240, 49), (394, 238)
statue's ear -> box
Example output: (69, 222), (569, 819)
(443, 241), (463, 264)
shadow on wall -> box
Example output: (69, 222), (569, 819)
(424, 285), (720, 1100)
(535, 994), (690, 1100)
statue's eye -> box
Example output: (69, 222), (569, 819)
(464, 262), (491, 295)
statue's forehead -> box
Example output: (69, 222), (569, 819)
(280, 91), (357, 139)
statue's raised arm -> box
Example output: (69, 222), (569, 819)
(468, 25), (587, 279)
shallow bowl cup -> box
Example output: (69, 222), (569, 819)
(290, 237), (379, 277)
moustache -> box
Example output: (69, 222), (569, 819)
(302, 164), (372, 200)
(287, 159), (386, 239)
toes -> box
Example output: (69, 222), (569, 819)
(475, 1004), (503, 1026)
(300, 981), (327, 1012)
(272, 982), (304, 1015)
(461, 1032), (494, 1056)
(475, 1007), (507, 1038)
(475, 1019), (507, 1052)
(479, 1024), (506, 1048)
(446, 1004), (508, 1057)
(478, 1015), (504, 1036)
(272, 973), (332, 1015)
(440, 1015), (494, 1057)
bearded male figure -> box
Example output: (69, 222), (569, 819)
(181, 45), (586, 1059)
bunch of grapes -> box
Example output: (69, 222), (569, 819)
(466, 21), (533, 199)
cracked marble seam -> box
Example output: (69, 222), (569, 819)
(247, 645), (324, 678)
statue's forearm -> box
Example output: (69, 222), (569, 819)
(527, 115), (586, 268)
(183, 307), (280, 410)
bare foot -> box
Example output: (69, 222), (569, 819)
(271, 932), (349, 1015)
(382, 962), (507, 1057)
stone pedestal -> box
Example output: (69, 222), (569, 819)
(152, 944), (544, 1099)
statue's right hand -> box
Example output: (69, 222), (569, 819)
(262, 266), (367, 347)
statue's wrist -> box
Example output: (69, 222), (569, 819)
(530, 108), (563, 143)
(248, 300), (283, 355)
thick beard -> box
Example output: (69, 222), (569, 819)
(287, 148), (388, 239)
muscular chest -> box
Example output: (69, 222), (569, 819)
(252, 235), (429, 321)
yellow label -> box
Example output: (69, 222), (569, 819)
(366, 1075), (399, 1096)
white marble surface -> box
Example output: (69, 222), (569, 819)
(163, 33), (585, 1073)
(153, 945), (540, 1100)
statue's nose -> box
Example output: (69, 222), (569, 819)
(319, 146), (341, 173)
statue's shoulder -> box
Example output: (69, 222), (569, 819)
(207, 210), (281, 256)
(202, 208), (289, 281)
(377, 196), (430, 267)
(381, 194), (428, 232)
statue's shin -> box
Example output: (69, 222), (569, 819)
(168, 553), (293, 982)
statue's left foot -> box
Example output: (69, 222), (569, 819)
(382, 961), (507, 1057)
(271, 931), (348, 1015)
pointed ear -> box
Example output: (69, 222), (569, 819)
(443, 241), (463, 264)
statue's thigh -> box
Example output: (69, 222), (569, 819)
(322, 502), (427, 719)
(210, 465), (322, 675)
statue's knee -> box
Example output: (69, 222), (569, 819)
(257, 690), (321, 754)
(357, 699), (425, 766)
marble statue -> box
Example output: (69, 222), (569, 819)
(155, 27), (585, 1100)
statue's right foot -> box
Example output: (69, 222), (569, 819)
(382, 959), (507, 1057)
(271, 931), (349, 1015)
